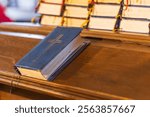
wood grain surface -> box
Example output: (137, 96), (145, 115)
(0, 84), (59, 100)
(0, 24), (54, 35)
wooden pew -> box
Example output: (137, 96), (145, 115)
(0, 24), (150, 100)
(0, 84), (59, 100)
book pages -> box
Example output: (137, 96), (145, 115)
(88, 17), (117, 30)
(122, 6), (150, 19)
(120, 19), (150, 34)
(92, 4), (120, 17)
(41, 15), (86, 27)
(64, 6), (88, 18)
(96, 0), (122, 4)
(63, 18), (86, 27)
(38, 3), (62, 16)
(42, 0), (64, 4)
(41, 15), (62, 26)
(124, 0), (150, 6)
(65, 0), (89, 6)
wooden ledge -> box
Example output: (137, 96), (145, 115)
(0, 23), (150, 44)
(81, 29), (150, 44)
(0, 71), (129, 100)
(0, 23), (55, 35)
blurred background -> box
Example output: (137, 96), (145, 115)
(0, 0), (38, 23)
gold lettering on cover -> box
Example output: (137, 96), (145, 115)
(47, 34), (63, 44)
(32, 34), (64, 63)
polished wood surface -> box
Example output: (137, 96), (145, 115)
(0, 25), (150, 100)
(0, 24), (54, 35)
(81, 29), (150, 45)
(0, 84), (59, 100)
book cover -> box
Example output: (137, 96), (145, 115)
(15, 27), (89, 80)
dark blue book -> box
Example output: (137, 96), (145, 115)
(15, 27), (90, 80)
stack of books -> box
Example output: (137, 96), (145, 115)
(37, 0), (91, 27)
(120, 0), (150, 34)
(63, 0), (89, 27)
(37, 0), (150, 34)
(38, 0), (65, 26)
(88, 0), (122, 30)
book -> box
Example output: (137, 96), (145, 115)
(38, 3), (63, 16)
(92, 4), (120, 17)
(95, 0), (122, 4)
(15, 27), (90, 80)
(63, 17), (87, 27)
(42, 0), (64, 4)
(40, 15), (62, 26)
(42, 0), (90, 6)
(122, 6), (150, 19)
(64, 5), (88, 18)
(65, 0), (89, 6)
(124, 0), (150, 6)
(120, 18), (150, 34)
(41, 15), (87, 27)
(88, 16), (117, 30)
(89, 3), (121, 30)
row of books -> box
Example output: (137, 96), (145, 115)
(37, 0), (150, 34)
(89, 1), (150, 34)
(121, 4), (150, 34)
(38, 0), (90, 27)
(37, 0), (122, 27)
